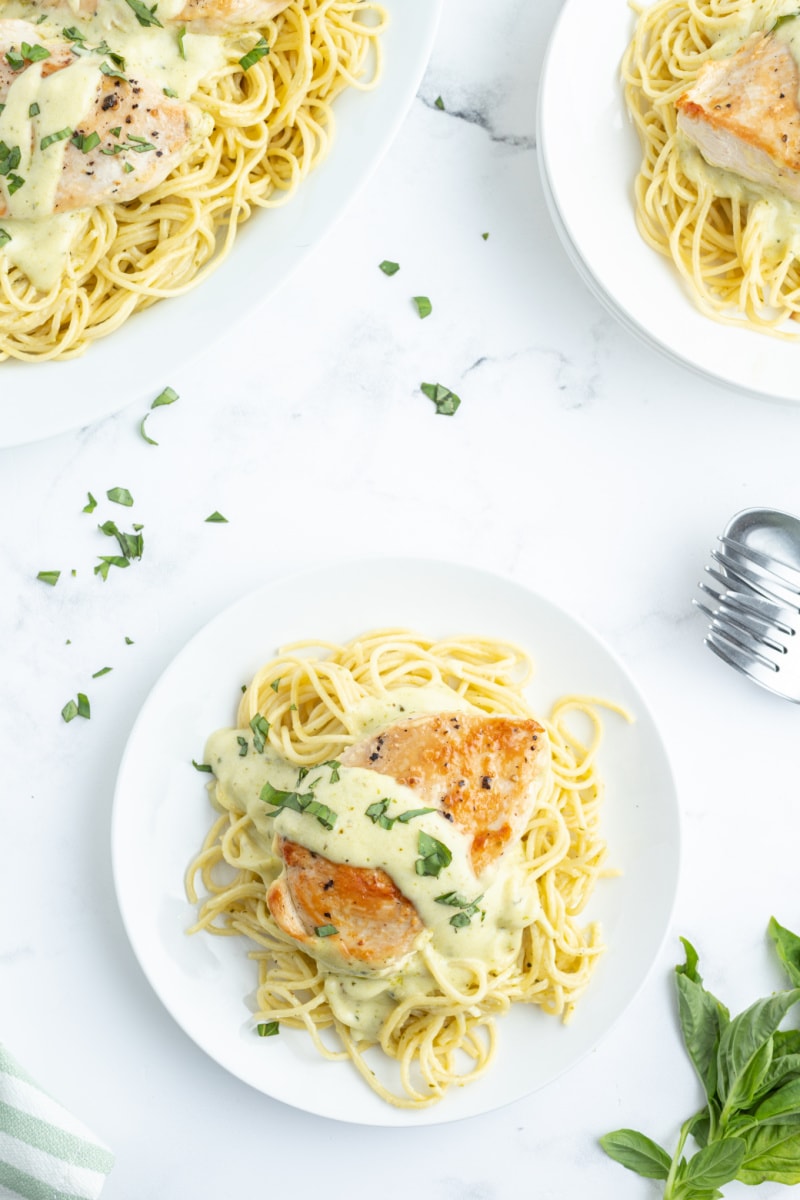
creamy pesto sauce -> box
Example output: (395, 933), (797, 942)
(205, 692), (544, 1041)
(0, 0), (229, 285)
(680, 135), (800, 255)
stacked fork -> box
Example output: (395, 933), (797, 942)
(695, 533), (800, 701)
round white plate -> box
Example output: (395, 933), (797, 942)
(1, 2), (442, 449)
(538, 0), (800, 403)
(111, 557), (681, 1126)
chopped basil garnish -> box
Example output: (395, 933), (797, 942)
(94, 555), (129, 580)
(323, 760), (341, 783)
(36, 570), (60, 586)
(396, 806), (436, 823)
(0, 229), (10, 248)
(152, 385), (178, 407)
(40, 127), (72, 151)
(28, 102), (39, 117)
(772, 11), (799, 30)
(83, 492), (97, 513)
(72, 130), (100, 153)
(481, 231), (490, 240)
(98, 519), (143, 560)
(365, 797), (394, 829)
(62, 693), (91, 722)
(256, 1021), (279, 1036)
(92, 666), (112, 678)
(270, 678), (281, 692)
(61, 699), (78, 722)
(435, 891), (485, 928)
(125, 0), (163, 26)
(434, 95), (444, 110)
(261, 780), (337, 830)
(107, 486), (133, 506)
(192, 760), (213, 773)
(100, 61), (127, 80)
(21, 42), (51, 63)
(176, 26), (186, 58)
(239, 35), (269, 71)
(315, 924), (338, 938)
(413, 295), (432, 319)
(205, 511), (228, 523)
(250, 713), (270, 753)
(379, 260), (399, 275)
(415, 830), (452, 877)
(124, 636), (134, 644)
(237, 735), (249, 757)
(5, 49), (24, 71)
(163, 86), (178, 98)
(421, 381), (460, 415)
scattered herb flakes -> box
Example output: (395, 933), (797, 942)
(270, 678), (281, 692)
(140, 385), (179, 444)
(94, 555), (130, 580)
(98, 519), (143, 561)
(125, 0), (163, 27)
(256, 1021), (279, 1037)
(36, 569), (60, 586)
(434, 95), (444, 109)
(315, 924), (338, 938)
(107, 486), (134, 506)
(261, 780), (337, 830)
(192, 759), (213, 773)
(324, 759), (341, 783)
(421, 382), (460, 415)
(379, 260), (400, 276)
(0, 229), (11, 248)
(82, 491), (97, 513)
(237, 735), (249, 757)
(152, 385), (178, 408)
(176, 25), (186, 57)
(62, 693), (90, 723)
(435, 890), (485, 928)
(124, 636), (134, 645)
(205, 511), (228, 523)
(481, 232), (490, 240)
(91, 666), (112, 678)
(413, 295), (432, 319)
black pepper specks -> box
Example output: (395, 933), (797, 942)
(481, 776), (492, 789)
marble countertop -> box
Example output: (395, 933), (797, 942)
(3, 1), (800, 1196)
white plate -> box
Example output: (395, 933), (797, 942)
(2, 3), (442, 449)
(112, 558), (681, 1125)
(538, 0), (800, 403)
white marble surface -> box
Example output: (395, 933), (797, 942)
(2, 1), (800, 1196)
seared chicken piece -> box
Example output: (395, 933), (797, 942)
(676, 31), (800, 201)
(0, 20), (207, 217)
(267, 838), (425, 967)
(267, 713), (549, 969)
(37, 0), (292, 29)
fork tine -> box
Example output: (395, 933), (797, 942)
(704, 609), (786, 666)
(709, 550), (800, 610)
(719, 535), (800, 590)
(705, 629), (786, 698)
(693, 598), (790, 653)
(697, 582), (797, 633)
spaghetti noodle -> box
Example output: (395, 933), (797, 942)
(0, 0), (385, 361)
(186, 630), (621, 1108)
(623, 0), (800, 335)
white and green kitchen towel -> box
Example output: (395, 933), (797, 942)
(0, 1044), (114, 1200)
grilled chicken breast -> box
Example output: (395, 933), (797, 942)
(267, 713), (550, 969)
(676, 31), (800, 201)
(0, 19), (207, 216)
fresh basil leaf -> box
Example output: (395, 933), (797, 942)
(677, 1137), (746, 1191)
(755, 1077), (800, 1123)
(769, 917), (800, 987)
(675, 941), (729, 1101)
(599, 1129), (671, 1180)
(717, 990), (800, 1112)
(737, 1119), (800, 1184)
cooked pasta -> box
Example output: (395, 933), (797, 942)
(0, 0), (385, 361)
(623, 0), (800, 335)
(186, 630), (623, 1108)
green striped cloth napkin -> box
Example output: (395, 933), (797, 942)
(0, 1044), (114, 1200)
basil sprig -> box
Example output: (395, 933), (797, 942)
(602, 920), (800, 1197)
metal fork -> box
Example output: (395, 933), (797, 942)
(695, 571), (800, 700)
